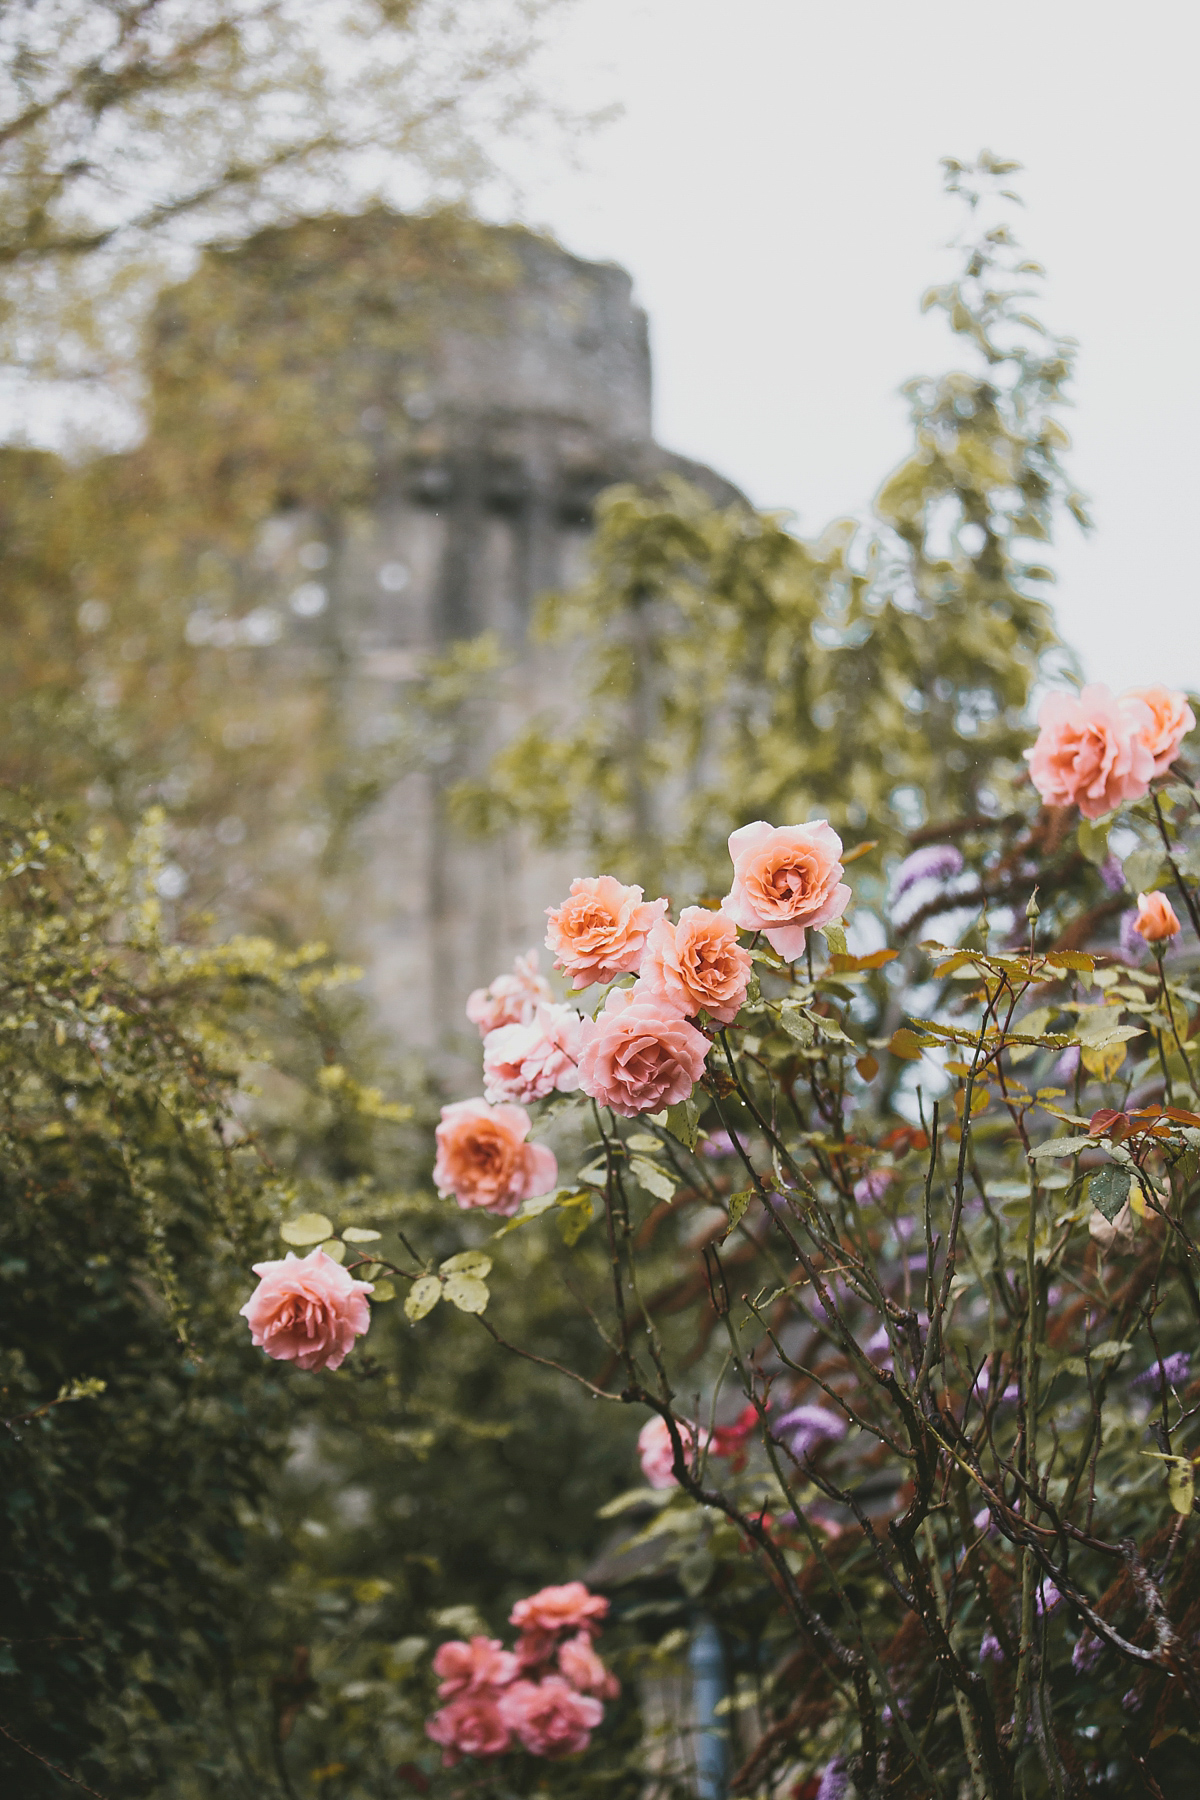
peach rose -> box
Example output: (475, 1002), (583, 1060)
(639, 907), (752, 1025)
(240, 1248), (372, 1372)
(1123, 684), (1196, 777)
(1132, 890), (1182, 943)
(510, 1582), (609, 1638)
(426, 1693), (512, 1764)
(720, 820), (850, 961)
(466, 949), (553, 1037)
(433, 1637), (519, 1699)
(1025, 684), (1155, 820)
(577, 987), (709, 1118)
(558, 1634), (620, 1700)
(637, 1414), (703, 1489)
(498, 1677), (604, 1758)
(482, 1004), (584, 1104)
(545, 876), (668, 988)
(434, 1098), (557, 1218)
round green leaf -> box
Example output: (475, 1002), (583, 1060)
(443, 1271), (489, 1314)
(440, 1250), (492, 1279)
(369, 1279), (396, 1302)
(342, 1226), (382, 1243)
(317, 1237), (346, 1264)
(405, 1276), (441, 1322)
(280, 1211), (334, 1246)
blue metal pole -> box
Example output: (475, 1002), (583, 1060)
(689, 1616), (729, 1799)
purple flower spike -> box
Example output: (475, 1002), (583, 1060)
(1099, 853), (1126, 894)
(1119, 909), (1149, 963)
(980, 1631), (1005, 1664)
(892, 844), (965, 903)
(1073, 1632), (1103, 1674)
(1134, 1351), (1191, 1390)
(775, 1404), (847, 1458)
(1036, 1580), (1060, 1616)
(854, 1168), (894, 1205)
(816, 1760), (849, 1800)
(701, 1129), (737, 1159)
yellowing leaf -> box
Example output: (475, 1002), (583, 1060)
(280, 1211), (334, 1246)
(440, 1250), (493, 1279)
(443, 1271), (489, 1314)
(665, 1095), (701, 1150)
(722, 1189), (754, 1241)
(1080, 1038), (1128, 1081)
(888, 1029), (925, 1062)
(1144, 1453), (1196, 1516)
(405, 1276), (441, 1322)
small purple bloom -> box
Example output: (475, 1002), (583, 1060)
(1099, 853), (1126, 894)
(1036, 1580), (1060, 1616)
(1053, 1044), (1080, 1081)
(775, 1404), (848, 1459)
(1072, 1631), (1103, 1674)
(980, 1631), (1005, 1664)
(1120, 909), (1149, 963)
(702, 1129), (737, 1159)
(854, 1168), (893, 1205)
(892, 844), (965, 903)
(1134, 1351), (1190, 1390)
(816, 1759), (849, 1800)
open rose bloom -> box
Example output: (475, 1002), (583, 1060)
(637, 1413), (703, 1489)
(577, 987), (709, 1118)
(499, 1677), (604, 1757)
(639, 906), (751, 1024)
(434, 1098), (557, 1217)
(1123, 684), (1196, 776)
(240, 1249), (372, 1372)
(721, 819), (850, 960)
(545, 876), (667, 987)
(482, 1003), (583, 1104)
(1026, 684), (1156, 819)
(466, 948), (553, 1037)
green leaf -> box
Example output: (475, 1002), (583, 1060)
(722, 1189), (754, 1241)
(557, 1193), (594, 1246)
(1123, 847), (1166, 895)
(317, 1237), (346, 1263)
(577, 1159), (609, 1188)
(819, 922), (848, 957)
(490, 1192), (560, 1237)
(341, 1226), (382, 1243)
(1144, 1453), (1196, 1516)
(280, 1211), (334, 1246)
(440, 1250), (492, 1279)
(370, 1279), (396, 1302)
(1029, 1135), (1096, 1159)
(1089, 1165), (1132, 1221)
(665, 1095), (700, 1151)
(1077, 818), (1110, 866)
(630, 1155), (676, 1202)
(443, 1271), (489, 1314)
(404, 1276), (441, 1322)
(779, 1002), (815, 1046)
(627, 1133), (662, 1153)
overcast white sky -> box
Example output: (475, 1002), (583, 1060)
(517, 0), (1200, 691)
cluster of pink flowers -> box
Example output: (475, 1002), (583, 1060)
(438, 823), (850, 1185)
(425, 1582), (617, 1766)
(636, 1404), (760, 1488)
(1026, 683), (1194, 820)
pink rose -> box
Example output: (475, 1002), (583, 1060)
(637, 1414), (703, 1489)
(498, 1677), (604, 1759)
(426, 1693), (512, 1765)
(720, 820), (851, 961)
(433, 1636), (519, 1699)
(577, 988), (709, 1119)
(558, 1634), (620, 1700)
(466, 949), (553, 1037)
(1123, 684), (1196, 777)
(482, 1004), (584, 1104)
(1133, 890), (1182, 943)
(239, 1248), (372, 1372)
(1026, 684), (1155, 820)
(515, 1627), (559, 1669)
(545, 876), (668, 988)
(639, 907), (752, 1025)
(434, 1098), (557, 1218)
(510, 1582), (609, 1638)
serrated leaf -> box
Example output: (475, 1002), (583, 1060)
(405, 1276), (441, 1322)
(443, 1272), (489, 1314)
(1029, 1135), (1096, 1158)
(665, 1094), (700, 1151)
(370, 1279), (396, 1302)
(1089, 1165), (1131, 1222)
(631, 1156), (676, 1202)
(440, 1250), (493, 1278)
(779, 1002), (815, 1046)
(722, 1189), (754, 1241)
(342, 1226), (382, 1243)
(280, 1211), (334, 1246)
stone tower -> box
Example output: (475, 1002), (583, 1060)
(151, 213), (741, 1052)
